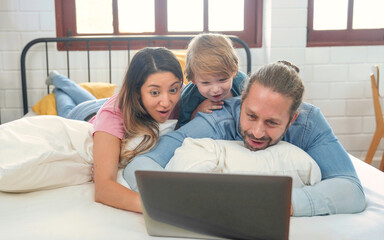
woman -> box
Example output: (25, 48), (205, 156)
(91, 47), (183, 212)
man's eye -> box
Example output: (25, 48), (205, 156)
(247, 114), (256, 120)
(267, 121), (278, 126)
(150, 91), (160, 96)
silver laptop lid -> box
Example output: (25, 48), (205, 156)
(136, 171), (292, 240)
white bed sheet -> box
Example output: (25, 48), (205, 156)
(1, 156), (383, 240)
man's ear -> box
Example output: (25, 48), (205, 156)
(289, 112), (299, 127)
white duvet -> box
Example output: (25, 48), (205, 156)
(0, 115), (94, 192)
(1, 115), (320, 192)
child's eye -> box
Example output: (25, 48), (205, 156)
(150, 91), (160, 96)
(219, 78), (228, 82)
(201, 82), (209, 85)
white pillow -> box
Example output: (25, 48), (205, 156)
(0, 116), (177, 193)
(166, 138), (322, 188)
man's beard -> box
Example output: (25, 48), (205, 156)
(239, 125), (288, 152)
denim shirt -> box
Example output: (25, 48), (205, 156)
(124, 97), (366, 217)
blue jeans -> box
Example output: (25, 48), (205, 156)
(53, 75), (107, 121)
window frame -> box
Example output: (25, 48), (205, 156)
(55, 0), (262, 49)
(307, 0), (384, 47)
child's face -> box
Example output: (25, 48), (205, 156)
(192, 73), (235, 102)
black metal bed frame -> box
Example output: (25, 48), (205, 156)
(20, 35), (252, 115)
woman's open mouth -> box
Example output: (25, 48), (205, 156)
(158, 110), (170, 118)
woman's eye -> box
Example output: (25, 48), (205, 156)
(150, 91), (160, 96)
(170, 87), (179, 94)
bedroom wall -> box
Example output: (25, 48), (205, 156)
(1, 0), (383, 167)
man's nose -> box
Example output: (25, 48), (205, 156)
(251, 121), (265, 139)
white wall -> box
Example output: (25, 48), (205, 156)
(0, 0), (383, 166)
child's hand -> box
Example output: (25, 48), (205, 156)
(197, 99), (224, 113)
(191, 99), (224, 119)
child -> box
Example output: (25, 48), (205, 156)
(177, 33), (248, 128)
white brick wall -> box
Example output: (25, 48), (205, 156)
(0, 0), (383, 167)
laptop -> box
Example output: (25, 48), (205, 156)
(135, 171), (292, 240)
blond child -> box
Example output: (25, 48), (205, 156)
(177, 33), (248, 128)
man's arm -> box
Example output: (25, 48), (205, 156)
(124, 111), (228, 191)
(286, 104), (366, 216)
(292, 177), (366, 216)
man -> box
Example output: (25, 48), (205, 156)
(124, 61), (366, 217)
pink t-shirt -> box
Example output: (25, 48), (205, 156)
(89, 94), (125, 139)
(90, 85), (183, 139)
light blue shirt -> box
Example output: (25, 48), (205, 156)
(124, 97), (366, 217)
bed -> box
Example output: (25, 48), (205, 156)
(1, 35), (384, 240)
(1, 140), (383, 240)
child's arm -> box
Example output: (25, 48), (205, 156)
(191, 99), (224, 120)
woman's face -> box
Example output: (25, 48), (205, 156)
(140, 72), (181, 123)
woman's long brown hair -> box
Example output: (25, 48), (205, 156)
(118, 47), (183, 165)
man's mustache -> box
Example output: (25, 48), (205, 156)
(245, 133), (271, 142)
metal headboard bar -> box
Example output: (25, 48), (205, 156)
(86, 40), (90, 82)
(66, 42), (70, 78)
(108, 40), (112, 83)
(20, 35), (252, 114)
(45, 42), (49, 94)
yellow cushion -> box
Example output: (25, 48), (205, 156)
(32, 82), (116, 115)
(171, 50), (187, 84)
(78, 82), (116, 99)
(32, 93), (58, 115)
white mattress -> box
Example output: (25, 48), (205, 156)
(1, 156), (384, 240)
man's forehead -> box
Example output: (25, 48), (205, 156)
(243, 83), (293, 119)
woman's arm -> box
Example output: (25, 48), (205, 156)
(93, 131), (142, 213)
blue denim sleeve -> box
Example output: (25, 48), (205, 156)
(124, 112), (225, 190)
(287, 104), (366, 216)
(123, 156), (164, 192)
(291, 178), (366, 216)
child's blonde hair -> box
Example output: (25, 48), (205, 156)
(185, 33), (239, 81)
